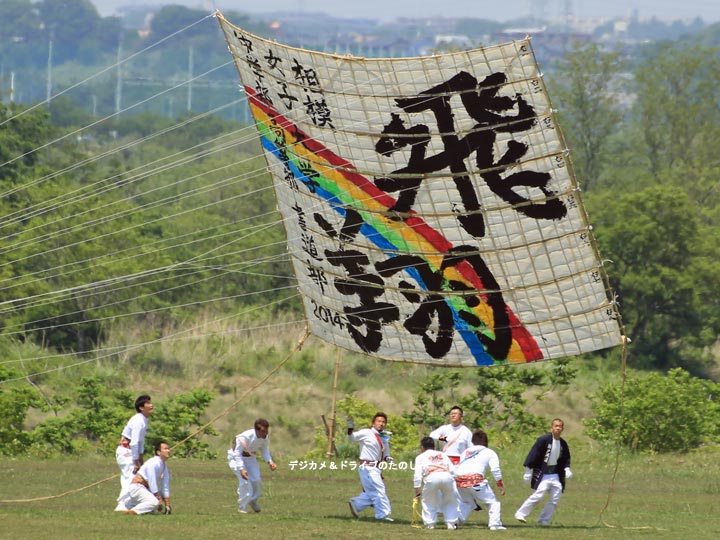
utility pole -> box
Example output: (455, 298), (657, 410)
(46, 37), (53, 103)
(115, 32), (123, 115)
(187, 45), (194, 112)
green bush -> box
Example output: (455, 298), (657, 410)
(585, 368), (719, 452)
(0, 373), (218, 458)
(0, 366), (42, 455)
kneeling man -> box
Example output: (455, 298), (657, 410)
(116, 440), (172, 515)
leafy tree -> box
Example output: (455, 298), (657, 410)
(0, 100), (56, 185)
(585, 368), (720, 452)
(589, 185), (719, 373)
(548, 42), (623, 190)
(630, 43), (720, 176)
(148, 5), (216, 41)
(36, 0), (113, 64)
(4, 178), (174, 352)
(0, 0), (42, 56)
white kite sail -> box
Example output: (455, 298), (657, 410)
(217, 12), (622, 366)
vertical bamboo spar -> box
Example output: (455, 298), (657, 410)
(326, 349), (341, 457)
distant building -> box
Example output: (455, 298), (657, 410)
(491, 27), (591, 65)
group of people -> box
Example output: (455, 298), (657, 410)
(113, 395), (172, 515)
(112, 395), (572, 529)
(346, 406), (573, 530)
(113, 395), (277, 516)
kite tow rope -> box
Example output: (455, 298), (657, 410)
(597, 336), (659, 532)
(0, 326), (310, 504)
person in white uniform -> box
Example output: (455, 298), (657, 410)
(228, 418), (277, 513)
(413, 436), (460, 530)
(347, 412), (394, 521)
(115, 394), (154, 508)
(429, 406), (473, 465)
(515, 418), (573, 525)
(116, 440), (172, 515)
(453, 429), (506, 530)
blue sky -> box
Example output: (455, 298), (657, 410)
(96, 1), (720, 23)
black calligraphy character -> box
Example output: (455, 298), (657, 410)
(315, 209), (399, 353)
(264, 49), (285, 77)
(374, 113), (431, 219)
(234, 32), (253, 53)
(269, 120), (299, 190)
(273, 137), (298, 191)
(296, 159), (321, 193)
(302, 94), (335, 129)
(307, 263), (328, 294)
(441, 245), (513, 360)
(375, 256), (455, 359)
(445, 71), (566, 221)
(282, 166), (299, 191)
(375, 70), (565, 238)
(246, 56), (272, 105)
(292, 203), (307, 231)
(277, 82), (299, 110)
(302, 233), (322, 261)
(291, 59), (320, 88)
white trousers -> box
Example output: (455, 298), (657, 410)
(516, 473), (563, 524)
(231, 457), (262, 510)
(116, 483), (159, 515)
(350, 464), (391, 519)
(421, 471), (460, 526)
(115, 445), (134, 505)
(458, 481), (503, 528)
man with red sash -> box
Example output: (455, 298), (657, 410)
(454, 429), (506, 530)
(413, 436), (460, 529)
(429, 406), (473, 465)
(347, 412), (394, 521)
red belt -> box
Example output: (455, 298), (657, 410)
(455, 473), (485, 488)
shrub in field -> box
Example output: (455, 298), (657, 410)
(147, 388), (219, 459)
(404, 358), (577, 444)
(0, 367), (43, 455)
(585, 368), (720, 452)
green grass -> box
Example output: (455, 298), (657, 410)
(2, 446), (719, 540)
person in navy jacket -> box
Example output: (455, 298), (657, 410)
(515, 418), (572, 525)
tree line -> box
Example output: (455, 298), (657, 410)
(547, 39), (720, 378)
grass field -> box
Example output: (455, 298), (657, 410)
(2, 445), (718, 540)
